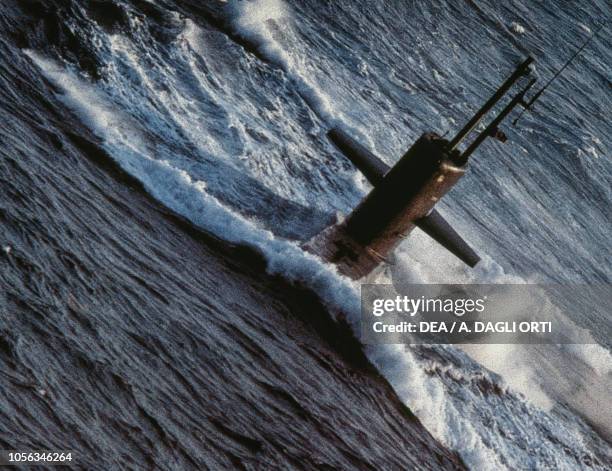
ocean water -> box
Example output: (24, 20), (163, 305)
(1, 0), (610, 469)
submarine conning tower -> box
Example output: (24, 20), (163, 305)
(304, 57), (536, 280)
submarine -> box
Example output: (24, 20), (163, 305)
(304, 57), (537, 279)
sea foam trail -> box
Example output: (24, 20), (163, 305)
(21, 49), (357, 314)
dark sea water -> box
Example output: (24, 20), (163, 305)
(0, 0), (610, 469)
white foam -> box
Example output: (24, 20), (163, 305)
(368, 344), (508, 470)
(565, 343), (612, 377)
(176, 17), (360, 211)
(392, 229), (610, 395)
(510, 22), (526, 34)
(228, 0), (339, 125)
